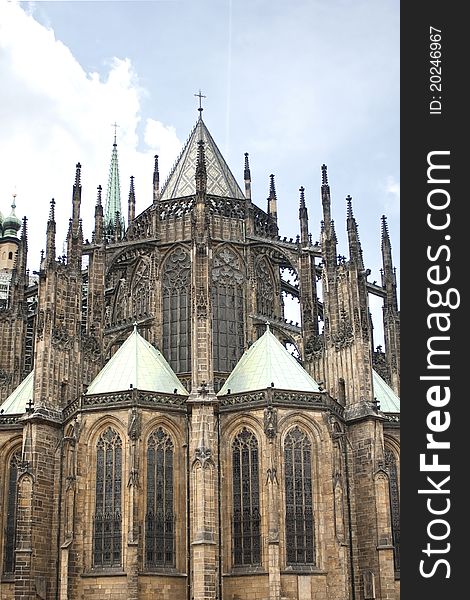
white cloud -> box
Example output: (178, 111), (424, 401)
(382, 176), (400, 215)
(0, 1), (181, 267)
(144, 119), (182, 178)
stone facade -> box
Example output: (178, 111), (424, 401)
(0, 115), (400, 599)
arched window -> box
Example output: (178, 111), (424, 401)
(284, 426), (315, 565)
(3, 449), (21, 574)
(145, 427), (175, 569)
(232, 428), (260, 566)
(93, 427), (122, 568)
(385, 447), (400, 571)
(162, 248), (191, 373)
(212, 248), (245, 373)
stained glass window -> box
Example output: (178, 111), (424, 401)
(3, 450), (20, 574)
(93, 427), (122, 568)
(146, 428), (175, 569)
(162, 248), (191, 373)
(232, 428), (260, 566)
(284, 426), (315, 565)
(385, 447), (400, 571)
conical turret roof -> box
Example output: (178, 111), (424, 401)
(86, 327), (188, 395)
(372, 370), (400, 413)
(218, 325), (321, 395)
(160, 117), (245, 201)
(0, 370), (34, 415)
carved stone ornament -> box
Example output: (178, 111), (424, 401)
(127, 407), (142, 441)
(333, 308), (354, 350)
(0, 369), (12, 387)
(52, 327), (73, 349)
(195, 445), (212, 469)
(263, 406), (278, 439)
(195, 288), (208, 318)
(82, 333), (101, 362)
(304, 333), (324, 359)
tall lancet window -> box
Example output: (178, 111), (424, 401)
(93, 427), (122, 568)
(3, 449), (21, 574)
(385, 447), (400, 571)
(212, 248), (245, 373)
(284, 426), (315, 565)
(145, 428), (175, 569)
(162, 248), (191, 373)
(256, 256), (275, 318)
(232, 428), (261, 566)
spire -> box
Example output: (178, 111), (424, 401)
(72, 162), (82, 229)
(321, 164), (332, 227)
(46, 198), (56, 265)
(195, 139), (207, 195)
(67, 164), (83, 270)
(320, 164), (337, 269)
(244, 152), (252, 201)
(299, 186), (309, 245)
(17, 216), (28, 281)
(93, 186), (104, 244)
(105, 130), (124, 234)
(381, 215), (398, 312)
(153, 155), (160, 204)
(267, 174), (278, 221)
(128, 175), (136, 224)
(346, 195), (364, 268)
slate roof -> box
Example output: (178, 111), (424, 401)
(160, 117), (245, 201)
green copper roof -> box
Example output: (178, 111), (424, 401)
(160, 117), (245, 201)
(218, 326), (321, 396)
(105, 136), (124, 229)
(86, 328), (188, 395)
(2, 195), (22, 237)
(0, 370), (34, 415)
(372, 370), (400, 413)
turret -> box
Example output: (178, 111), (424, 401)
(66, 163), (83, 271)
(267, 174), (278, 222)
(346, 195), (364, 269)
(153, 155), (160, 204)
(244, 152), (252, 201)
(94, 185), (104, 244)
(320, 164), (337, 272)
(381, 215), (400, 394)
(128, 175), (136, 224)
(299, 186), (309, 246)
(46, 198), (56, 266)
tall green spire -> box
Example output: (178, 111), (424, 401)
(105, 126), (124, 233)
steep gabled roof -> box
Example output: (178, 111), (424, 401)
(218, 325), (321, 396)
(86, 328), (188, 395)
(160, 117), (245, 201)
(0, 370), (34, 415)
(372, 369), (400, 413)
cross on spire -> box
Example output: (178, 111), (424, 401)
(112, 122), (120, 145)
(194, 90), (206, 114)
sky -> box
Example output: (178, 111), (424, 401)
(0, 0), (399, 345)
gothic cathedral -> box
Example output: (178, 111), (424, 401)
(0, 112), (400, 600)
